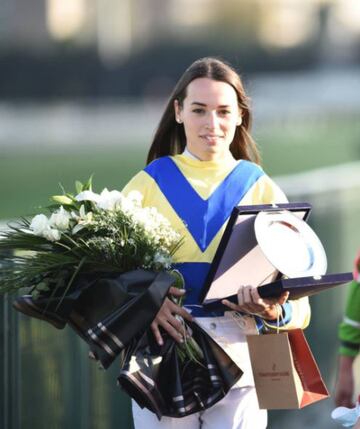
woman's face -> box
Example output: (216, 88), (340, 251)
(174, 77), (242, 161)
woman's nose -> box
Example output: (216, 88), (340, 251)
(206, 111), (219, 129)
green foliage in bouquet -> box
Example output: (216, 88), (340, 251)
(0, 177), (182, 299)
(0, 178), (206, 366)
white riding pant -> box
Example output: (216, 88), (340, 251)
(132, 386), (267, 429)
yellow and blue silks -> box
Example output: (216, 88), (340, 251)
(122, 154), (310, 329)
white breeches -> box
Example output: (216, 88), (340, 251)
(132, 386), (267, 429)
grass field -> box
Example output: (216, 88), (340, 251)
(1, 116), (359, 220)
(256, 115), (360, 175)
(0, 145), (145, 220)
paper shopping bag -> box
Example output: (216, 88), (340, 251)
(247, 329), (329, 409)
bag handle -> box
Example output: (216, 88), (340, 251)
(275, 303), (284, 334)
(262, 303), (284, 334)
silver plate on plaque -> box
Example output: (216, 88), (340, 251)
(254, 210), (327, 278)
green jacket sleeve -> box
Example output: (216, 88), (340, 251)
(339, 280), (360, 357)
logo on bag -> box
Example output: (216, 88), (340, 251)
(259, 362), (290, 379)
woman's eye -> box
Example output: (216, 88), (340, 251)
(219, 110), (231, 115)
(192, 108), (205, 114)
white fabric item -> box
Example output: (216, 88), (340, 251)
(183, 147), (200, 160)
(194, 313), (258, 388)
(132, 386), (267, 429)
(331, 403), (360, 427)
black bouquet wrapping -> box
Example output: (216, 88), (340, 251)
(14, 270), (174, 369)
(118, 322), (243, 419)
(13, 269), (243, 418)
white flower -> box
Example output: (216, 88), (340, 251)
(49, 206), (71, 231)
(30, 214), (50, 236)
(153, 252), (172, 269)
(119, 197), (137, 213)
(127, 190), (143, 207)
(42, 228), (61, 242)
(79, 204), (86, 218)
(72, 205), (93, 234)
(72, 224), (84, 234)
(96, 189), (124, 211)
(99, 189), (137, 213)
(76, 188), (144, 214)
(75, 190), (101, 203)
(129, 204), (180, 251)
(131, 208), (150, 227)
(30, 213), (62, 242)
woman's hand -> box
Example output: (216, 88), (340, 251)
(151, 286), (193, 346)
(221, 285), (289, 320)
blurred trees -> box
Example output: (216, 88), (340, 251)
(1, 0), (359, 100)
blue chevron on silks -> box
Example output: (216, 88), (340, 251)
(145, 156), (264, 252)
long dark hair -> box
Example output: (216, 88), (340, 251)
(146, 57), (260, 165)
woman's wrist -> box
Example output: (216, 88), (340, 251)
(338, 354), (356, 371)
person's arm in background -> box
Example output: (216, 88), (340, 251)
(335, 355), (356, 408)
(335, 251), (360, 407)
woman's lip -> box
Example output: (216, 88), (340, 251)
(201, 135), (222, 146)
(200, 135), (223, 139)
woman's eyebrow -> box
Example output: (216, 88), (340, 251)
(191, 102), (231, 108)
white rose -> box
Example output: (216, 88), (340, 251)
(30, 214), (50, 236)
(97, 189), (125, 211)
(75, 190), (101, 203)
(49, 206), (71, 231)
(118, 196), (136, 213)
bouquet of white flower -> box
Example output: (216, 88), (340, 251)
(0, 178), (242, 419)
(0, 177), (181, 299)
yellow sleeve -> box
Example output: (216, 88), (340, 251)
(257, 174), (289, 204)
(284, 298), (311, 329)
(240, 174), (288, 205)
(121, 170), (156, 207)
(263, 298), (311, 331)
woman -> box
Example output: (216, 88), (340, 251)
(122, 57), (310, 429)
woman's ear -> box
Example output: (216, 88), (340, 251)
(174, 99), (183, 124)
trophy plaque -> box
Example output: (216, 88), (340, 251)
(201, 203), (352, 311)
